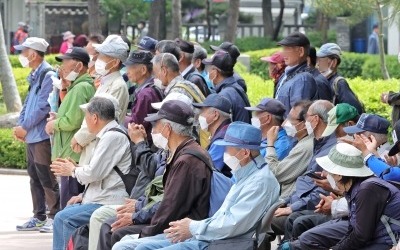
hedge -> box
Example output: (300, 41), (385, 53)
(0, 129), (26, 169)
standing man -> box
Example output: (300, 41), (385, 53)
(13, 37), (60, 231)
(367, 24), (379, 54)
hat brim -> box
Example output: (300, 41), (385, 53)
(202, 58), (213, 65)
(316, 51), (329, 58)
(213, 139), (263, 150)
(343, 125), (365, 134)
(388, 141), (400, 156)
(151, 102), (163, 110)
(210, 45), (220, 52)
(144, 113), (163, 123)
(192, 103), (211, 109)
(316, 155), (373, 177)
(55, 54), (73, 62)
(321, 124), (339, 137)
(13, 45), (27, 51)
(244, 106), (263, 112)
(260, 56), (276, 63)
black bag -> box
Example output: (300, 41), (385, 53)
(67, 224), (89, 250)
(207, 237), (256, 250)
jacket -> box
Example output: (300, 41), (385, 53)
(18, 61), (55, 143)
(367, 32), (379, 54)
(214, 76), (251, 123)
(183, 66), (210, 97)
(140, 138), (212, 237)
(387, 91), (400, 125)
(261, 127), (296, 161)
(275, 62), (318, 117)
(207, 119), (231, 177)
(52, 73), (95, 162)
(309, 68), (333, 101)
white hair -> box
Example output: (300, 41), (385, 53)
(160, 118), (193, 137)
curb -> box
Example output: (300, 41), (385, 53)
(0, 168), (28, 176)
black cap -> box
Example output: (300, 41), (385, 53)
(210, 42), (240, 61)
(145, 100), (194, 126)
(55, 47), (90, 65)
(192, 93), (232, 114)
(343, 113), (390, 135)
(389, 120), (400, 156)
(202, 51), (234, 72)
(137, 36), (158, 51)
(278, 31), (310, 47)
(174, 38), (194, 54)
(245, 98), (285, 116)
(125, 51), (153, 66)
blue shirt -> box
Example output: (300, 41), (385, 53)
(365, 154), (400, 181)
(189, 155), (280, 241)
(260, 128), (296, 160)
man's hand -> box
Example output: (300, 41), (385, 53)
(67, 195), (82, 205)
(50, 158), (76, 176)
(70, 137), (83, 153)
(45, 120), (55, 135)
(274, 207), (292, 217)
(341, 134), (371, 157)
(111, 213), (134, 232)
(384, 155), (398, 166)
(266, 126), (280, 146)
(164, 218), (193, 243)
(13, 126), (27, 142)
(315, 193), (337, 215)
(128, 123), (146, 144)
(381, 92), (389, 104)
(116, 199), (136, 215)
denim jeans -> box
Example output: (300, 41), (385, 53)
(53, 203), (102, 250)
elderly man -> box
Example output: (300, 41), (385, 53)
(51, 96), (132, 250)
(120, 122), (280, 250)
(154, 40), (181, 62)
(112, 100), (212, 250)
(245, 98), (295, 160)
(13, 37), (60, 232)
(276, 32), (318, 117)
(203, 51), (251, 123)
(45, 47), (96, 213)
(192, 45), (212, 90)
(175, 38), (209, 96)
(192, 93), (232, 177)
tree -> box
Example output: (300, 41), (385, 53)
(88, 0), (102, 35)
(262, 0), (285, 41)
(0, 12), (22, 112)
(148, 0), (167, 40)
(172, 0), (182, 39)
(224, 0), (240, 42)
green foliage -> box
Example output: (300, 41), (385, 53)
(307, 30), (337, 48)
(9, 54), (60, 69)
(0, 129), (26, 169)
(201, 37), (278, 55)
(361, 55), (400, 80)
(245, 48), (279, 80)
(101, 0), (150, 25)
(338, 52), (368, 79)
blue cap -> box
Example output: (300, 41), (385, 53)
(214, 121), (263, 150)
(245, 98), (285, 116)
(317, 43), (342, 58)
(192, 94), (232, 114)
(137, 36), (158, 52)
(343, 113), (390, 135)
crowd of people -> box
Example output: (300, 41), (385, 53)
(11, 29), (400, 250)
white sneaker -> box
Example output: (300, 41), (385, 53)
(39, 218), (53, 233)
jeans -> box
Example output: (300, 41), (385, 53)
(135, 236), (208, 250)
(112, 233), (168, 250)
(53, 203), (102, 250)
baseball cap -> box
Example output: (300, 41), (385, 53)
(151, 92), (192, 110)
(322, 103), (359, 137)
(260, 52), (284, 64)
(388, 120), (400, 156)
(94, 35), (129, 62)
(278, 31), (310, 47)
(317, 43), (342, 58)
(55, 47), (90, 65)
(245, 98), (285, 117)
(137, 36), (158, 51)
(210, 42), (240, 61)
(174, 38), (194, 54)
(145, 100), (194, 126)
(124, 51), (153, 66)
(192, 93), (232, 114)
(14, 37), (49, 52)
(202, 51), (234, 72)
(343, 113), (390, 135)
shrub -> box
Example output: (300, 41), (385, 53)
(307, 31), (337, 48)
(0, 128), (26, 169)
(361, 55), (400, 80)
(0, 68), (30, 103)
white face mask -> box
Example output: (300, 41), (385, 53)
(283, 122), (297, 137)
(151, 132), (168, 150)
(198, 115), (209, 131)
(95, 59), (111, 76)
(65, 64), (80, 81)
(51, 75), (62, 90)
(327, 174), (338, 190)
(223, 152), (241, 172)
(305, 120), (314, 135)
(251, 117), (261, 129)
(154, 78), (165, 90)
(18, 54), (30, 68)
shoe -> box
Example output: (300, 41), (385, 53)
(16, 217), (46, 231)
(39, 218), (53, 233)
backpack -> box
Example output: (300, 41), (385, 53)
(332, 76), (365, 113)
(173, 82), (205, 103)
(182, 149), (233, 217)
(107, 127), (140, 195)
(28, 68), (54, 95)
(186, 71), (211, 96)
(67, 224), (89, 250)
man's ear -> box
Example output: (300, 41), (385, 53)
(348, 121), (356, 126)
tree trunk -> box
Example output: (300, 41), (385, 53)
(88, 0), (102, 35)
(148, 0), (166, 40)
(376, 0), (390, 79)
(262, 0), (274, 39)
(206, 0), (211, 41)
(273, 0), (285, 40)
(0, 12), (22, 113)
(224, 0), (240, 42)
(171, 0), (182, 39)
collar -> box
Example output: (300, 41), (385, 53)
(314, 133), (336, 151)
(100, 71), (122, 86)
(284, 61), (308, 75)
(167, 137), (195, 164)
(214, 76), (236, 92)
(96, 120), (119, 139)
(68, 73), (90, 90)
(29, 61), (46, 79)
(165, 75), (185, 94)
(214, 119), (231, 136)
(181, 64), (194, 77)
(233, 155), (265, 183)
(135, 76), (154, 93)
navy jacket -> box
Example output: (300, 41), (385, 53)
(184, 67), (210, 97)
(309, 68), (333, 101)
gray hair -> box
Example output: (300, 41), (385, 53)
(309, 100), (334, 124)
(182, 51), (193, 63)
(271, 114), (284, 125)
(160, 118), (193, 137)
(87, 96), (116, 121)
(192, 45), (207, 61)
(210, 107), (231, 121)
(363, 131), (388, 146)
(153, 53), (180, 73)
(155, 40), (181, 61)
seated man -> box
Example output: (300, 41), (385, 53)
(245, 98), (295, 160)
(113, 122), (280, 250)
(193, 93), (232, 177)
(112, 100), (212, 248)
(51, 96), (132, 250)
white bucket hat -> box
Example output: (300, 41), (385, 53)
(316, 143), (373, 177)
